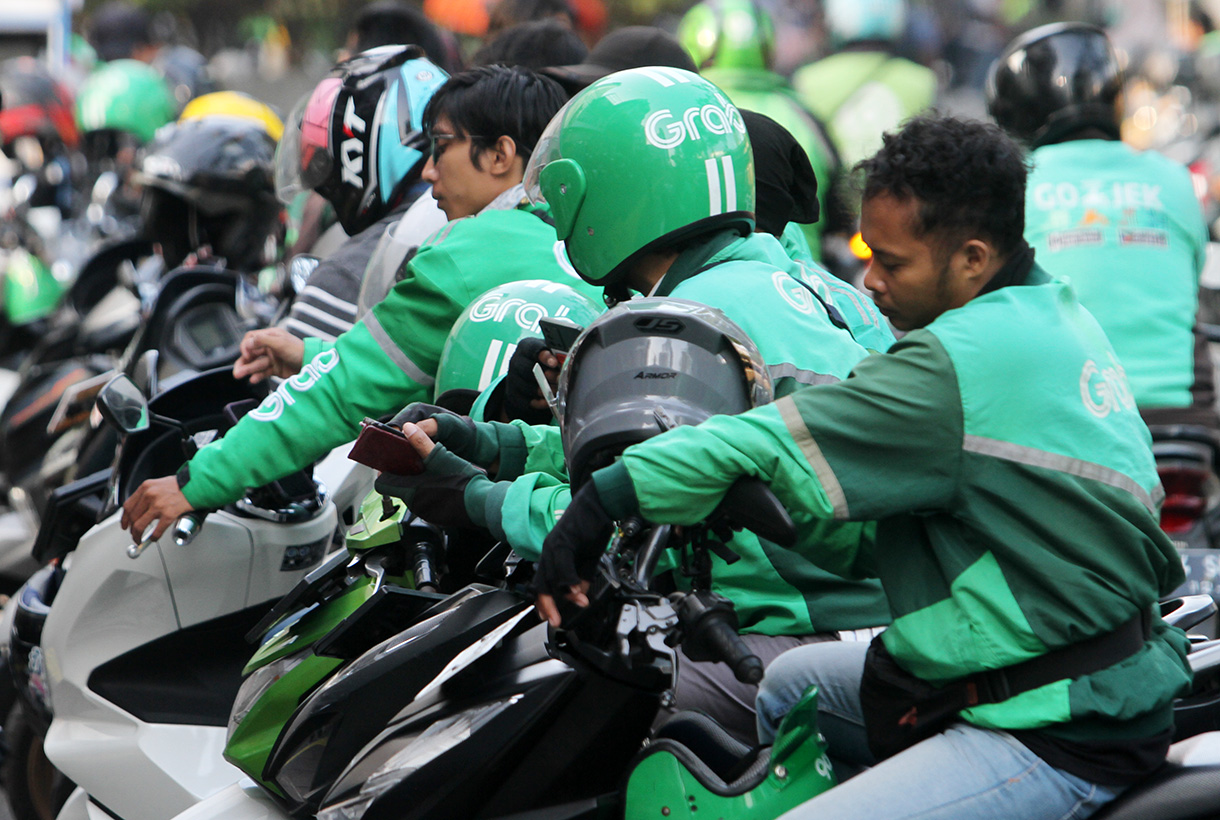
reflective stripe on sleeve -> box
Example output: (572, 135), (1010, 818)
(777, 395), (850, 519)
(962, 435), (1162, 515)
(363, 311), (435, 387)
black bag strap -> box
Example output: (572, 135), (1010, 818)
(969, 610), (1150, 706)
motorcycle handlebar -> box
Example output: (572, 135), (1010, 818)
(704, 616), (764, 684)
(676, 590), (765, 685)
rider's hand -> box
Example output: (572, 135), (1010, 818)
(503, 338), (559, 425)
(232, 328), (306, 384)
(534, 480), (616, 627)
(392, 403), (517, 473)
(375, 425), (492, 529)
(121, 476), (194, 544)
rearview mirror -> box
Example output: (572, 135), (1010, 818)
(96, 375), (150, 434)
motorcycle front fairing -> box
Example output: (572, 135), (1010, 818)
(318, 617), (661, 820)
(265, 585), (532, 812)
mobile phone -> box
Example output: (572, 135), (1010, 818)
(539, 317), (585, 364)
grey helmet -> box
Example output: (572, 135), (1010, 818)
(557, 298), (772, 491)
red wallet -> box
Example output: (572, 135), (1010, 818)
(348, 418), (425, 475)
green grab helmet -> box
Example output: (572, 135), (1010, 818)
(75, 59), (176, 143)
(435, 278), (603, 400)
(678, 0), (776, 71)
(525, 67), (755, 289)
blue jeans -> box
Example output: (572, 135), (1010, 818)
(755, 641), (1123, 820)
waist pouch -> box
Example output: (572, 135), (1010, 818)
(859, 611), (1149, 762)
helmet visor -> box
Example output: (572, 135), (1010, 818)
(274, 78), (341, 204)
(523, 100), (571, 205)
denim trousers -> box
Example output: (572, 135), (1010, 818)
(755, 641), (1123, 820)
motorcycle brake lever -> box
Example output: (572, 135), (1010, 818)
(127, 534), (156, 559)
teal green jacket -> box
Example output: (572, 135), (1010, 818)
(1025, 139), (1209, 416)
(792, 51), (937, 170)
(597, 262), (1190, 740)
(702, 67), (838, 260)
(181, 196), (586, 509)
(476, 232), (893, 635)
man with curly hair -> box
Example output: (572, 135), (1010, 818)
(535, 115), (1190, 819)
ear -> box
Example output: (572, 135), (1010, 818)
(485, 135), (521, 177)
(956, 238), (994, 284)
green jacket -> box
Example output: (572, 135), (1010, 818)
(792, 51), (937, 170)
(1025, 139), (1210, 418)
(598, 262), (1191, 740)
(479, 232), (893, 635)
(181, 194), (585, 509)
(702, 67), (839, 260)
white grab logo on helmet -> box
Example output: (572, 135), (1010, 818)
(705, 156), (738, 215)
(467, 286), (575, 333)
(644, 103), (746, 151)
(340, 97), (367, 188)
(249, 349), (340, 421)
(478, 340), (518, 390)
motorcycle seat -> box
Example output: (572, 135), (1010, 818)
(1090, 763), (1220, 819)
(644, 711), (772, 796)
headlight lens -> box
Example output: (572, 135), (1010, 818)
(227, 651), (307, 740)
(316, 695), (522, 820)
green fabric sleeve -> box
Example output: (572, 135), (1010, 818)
(509, 421), (569, 480)
(181, 322), (432, 509)
(301, 337), (333, 364)
(591, 461), (638, 519)
(181, 241), (479, 509)
(497, 472), (572, 561)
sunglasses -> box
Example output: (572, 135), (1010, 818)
(428, 133), (493, 162)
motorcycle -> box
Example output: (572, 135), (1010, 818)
(1, 368), (372, 820)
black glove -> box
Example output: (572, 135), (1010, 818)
(390, 402), (459, 429)
(503, 337), (555, 425)
(535, 481), (616, 597)
(374, 444), (492, 530)
(390, 403), (501, 468)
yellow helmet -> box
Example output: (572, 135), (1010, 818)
(179, 91), (283, 142)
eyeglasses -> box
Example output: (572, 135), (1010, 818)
(428, 132), (493, 162)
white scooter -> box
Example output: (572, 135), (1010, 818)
(4, 370), (372, 820)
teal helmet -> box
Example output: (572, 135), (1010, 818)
(678, 0), (776, 71)
(524, 67), (754, 290)
(435, 279), (603, 401)
(824, 0), (906, 47)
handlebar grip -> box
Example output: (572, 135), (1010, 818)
(702, 616), (764, 684)
(411, 539), (440, 593)
(172, 511), (207, 547)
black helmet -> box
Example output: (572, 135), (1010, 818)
(134, 117), (280, 271)
(275, 45), (448, 235)
(986, 22), (1123, 149)
(556, 299), (772, 491)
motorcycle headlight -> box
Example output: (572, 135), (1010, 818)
(227, 651), (307, 740)
(316, 695), (522, 820)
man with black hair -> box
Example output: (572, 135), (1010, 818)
(534, 114), (1190, 818)
(472, 20), (588, 71)
(346, 0), (456, 72)
(120, 65), (595, 540)
(485, 0), (575, 39)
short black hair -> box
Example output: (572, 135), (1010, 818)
(422, 65), (567, 168)
(352, 0), (449, 69)
(472, 20), (588, 70)
(487, 0), (574, 36)
(858, 115), (1029, 258)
